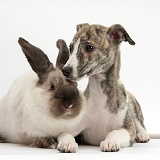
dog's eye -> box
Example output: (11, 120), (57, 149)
(86, 45), (94, 52)
(50, 84), (55, 91)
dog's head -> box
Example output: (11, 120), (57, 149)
(62, 23), (135, 81)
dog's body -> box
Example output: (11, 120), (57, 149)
(62, 23), (151, 151)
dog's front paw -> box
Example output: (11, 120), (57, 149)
(136, 132), (150, 143)
(100, 139), (120, 152)
(57, 141), (78, 153)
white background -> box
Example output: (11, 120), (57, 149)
(0, 0), (160, 135)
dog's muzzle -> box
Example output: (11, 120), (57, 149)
(62, 67), (73, 78)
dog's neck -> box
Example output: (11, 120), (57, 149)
(101, 48), (121, 96)
(85, 48), (127, 113)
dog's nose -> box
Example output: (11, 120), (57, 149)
(62, 67), (72, 78)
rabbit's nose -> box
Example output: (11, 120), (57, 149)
(67, 104), (73, 109)
(64, 99), (74, 109)
(65, 103), (73, 109)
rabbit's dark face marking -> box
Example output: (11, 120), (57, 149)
(42, 70), (82, 119)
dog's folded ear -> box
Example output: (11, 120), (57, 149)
(76, 23), (89, 32)
(107, 24), (135, 45)
(56, 39), (69, 70)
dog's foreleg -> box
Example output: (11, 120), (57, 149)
(100, 109), (136, 152)
(127, 92), (150, 143)
(100, 129), (130, 152)
(133, 118), (150, 143)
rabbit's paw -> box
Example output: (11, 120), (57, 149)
(100, 139), (120, 152)
(57, 140), (78, 153)
(33, 137), (57, 149)
(136, 132), (150, 143)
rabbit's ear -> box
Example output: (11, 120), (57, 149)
(56, 39), (69, 70)
(18, 37), (53, 82)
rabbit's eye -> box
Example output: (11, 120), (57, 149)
(50, 84), (55, 90)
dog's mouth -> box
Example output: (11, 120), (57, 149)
(64, 65), (94, 82)
(66, 76), (85, 82)
(69, 70), (92, 82)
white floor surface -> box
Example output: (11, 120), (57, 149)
(0, 139), (160, 160)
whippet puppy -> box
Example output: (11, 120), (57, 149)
(62, 23), (159, 151)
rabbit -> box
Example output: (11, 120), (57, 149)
(0, 38), (86, 153)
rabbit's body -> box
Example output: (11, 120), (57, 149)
(0, 38), (85, 152)
(0, 72), (85, 145)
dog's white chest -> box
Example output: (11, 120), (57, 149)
(83, 76), (125, 145)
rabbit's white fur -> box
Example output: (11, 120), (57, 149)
(0, 72), (85, 145)
(0, 38), (86, 153)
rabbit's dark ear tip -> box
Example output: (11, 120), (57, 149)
(56, 39), (65, 49)
(18, 37), (24, 44)
(18, 37), (29, 46)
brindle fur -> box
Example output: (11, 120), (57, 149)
(63, 23), (150, 151)
(74, 24), (147, 139)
